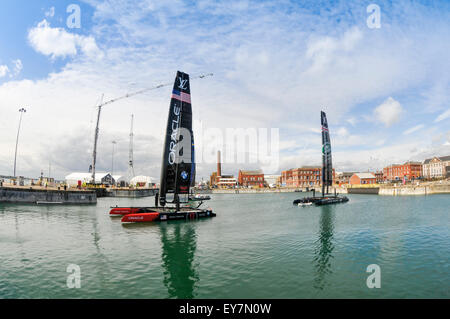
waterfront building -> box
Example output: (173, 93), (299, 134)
(375, 171), (384, 183)
(217, 175), (237, 188)
(65, 172), (115, 187)
(349, 172), (377, 185)
(211, 173), (237, 188)
(264, 174), (281, 187)
(383, 162), (422, 181)
(281, 166), (335, 188)
(210, 151), (237, 188)
(238, 170), (264, 187)
(281, 169), (293, 187)
(276, 175), (283, 186)
(336, 172), (356, 185)
(422, 155), (450, 179)
(210, 171), (218, 187)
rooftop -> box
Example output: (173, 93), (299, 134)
(354, 172), (376, 179)
(423, 155), (450, 164)
(239, 170), (263, 175)
(385, 162), (422, 168)
(340, 172), (356, 177)
(219, 174), (235, 178)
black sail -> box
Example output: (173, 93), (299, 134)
(159, 71), (194, 206)
(321, 111), (333, 195)
(190, 133), (196, 188)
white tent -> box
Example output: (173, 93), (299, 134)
(65, 172), (114, 186)
(113, 175), (127, 183)
(130, 176), (153, 188)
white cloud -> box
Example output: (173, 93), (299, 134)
(0, 61), (22, 79)
(305, 27), (363, 74)
(0, 65), (9, 78)
(347, 117), (357, 126)
(336, 127), (349, 137)
(435, 109), (450, 122)
(28, 19), (102, 59)
(45, 7), (55, 18)
(279, 140), (297, 151)
(374, 97), (404, 127)
(403, 124), (424, 135)
(12, 59), (22, 76)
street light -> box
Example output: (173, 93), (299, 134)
(111, 140), (117, 176)
(13, 108), (27, 177)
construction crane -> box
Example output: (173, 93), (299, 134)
(127, 114), (135, 184)
(90, 73), (213, 184)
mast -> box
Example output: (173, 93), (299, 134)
(87, 74), (212, 185)
(127, 114), (135, 184)
(190, 131), (196, 188)
(159, 71), (194, 207)
(321, 111), (333, 196)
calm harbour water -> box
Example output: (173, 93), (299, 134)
(0, 193), (448, 299)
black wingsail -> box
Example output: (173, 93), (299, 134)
(190, 133), (196, 188)
(159, 71), (194, 207)
(292, 111), (348, 206)
(321, 111), (333, 196)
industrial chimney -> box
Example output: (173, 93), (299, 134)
(217, 150), (222, 177)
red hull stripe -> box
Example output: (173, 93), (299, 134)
(121, 213), (160, 223)
(110, 208), (141, 215)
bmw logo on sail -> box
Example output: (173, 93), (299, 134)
(181, 171), (189, 180)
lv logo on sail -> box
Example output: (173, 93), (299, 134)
(178, 78), (188, 90)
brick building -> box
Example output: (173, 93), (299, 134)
(349, 173), (377, 185)
(281, 166), (335, 188)
(383, 162), (422, 181)
(375, 171), (383, 183)
(276, 175), (283, 186)
(336, 172), (356, 185)
(210, 171), (218, 187)
(238, 170), (264, 187)
(210, 151), (237, 188)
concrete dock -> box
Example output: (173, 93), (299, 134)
(105, 188), (157, 198)
(379, 182), (450, 196)
(0, 186), (97, 204)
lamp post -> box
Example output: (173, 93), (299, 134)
(13, 108), (27, 177)
(111, 140), (117, 176)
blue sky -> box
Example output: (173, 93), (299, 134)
(0, 0), (449, 179)
(0, 0), (95, 80)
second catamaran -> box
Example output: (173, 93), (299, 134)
(110, 71), (216, 222)
(293, 111), (349, 206)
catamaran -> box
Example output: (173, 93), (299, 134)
(109, 71), (216, 222)
(293, 111), (349, 206)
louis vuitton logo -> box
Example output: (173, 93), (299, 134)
(178, 77), (188, 90)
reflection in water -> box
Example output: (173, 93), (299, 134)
(90, 213), (114, 289)
(160, 222), (199, 298)
(313, 205), (335, 290)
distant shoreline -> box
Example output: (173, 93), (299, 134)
(200, 181), (450, 196)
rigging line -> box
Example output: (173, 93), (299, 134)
(98, 73), (213, 109)
(88, 96), (100, 139)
